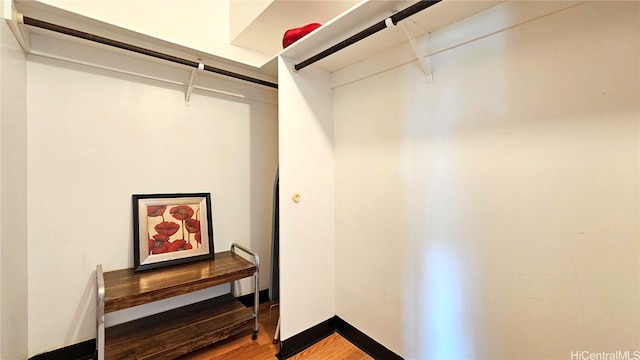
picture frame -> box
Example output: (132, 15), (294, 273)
(132, 193), (214, 272)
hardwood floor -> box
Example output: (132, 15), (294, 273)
(178, 302), (372, 360)
(288, 332), (372, 360)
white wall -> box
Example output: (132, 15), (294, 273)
(0, 1), (28, 358)
(333, 2), (639, 359)
(278, 56), (335, 340)
(229, 0), (273, 43)
(26, 52), (278, 355)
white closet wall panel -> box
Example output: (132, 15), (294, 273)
(278, 55), (335, 340)
(0, 6), (28, 359)
(26, 56), (278, 356)
(334, 2), (639, 359)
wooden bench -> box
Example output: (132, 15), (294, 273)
(96, 243), (259, 359)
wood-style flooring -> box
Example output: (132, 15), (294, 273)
(178, 302), (372, 360)
(288, 332), (373, 360)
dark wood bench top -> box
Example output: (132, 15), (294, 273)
(103, 251), (256, 313)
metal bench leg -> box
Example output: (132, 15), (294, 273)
(231, 243), (260, 340)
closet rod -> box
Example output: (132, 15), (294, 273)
(20, 16), (278, 89)
(293, 0), (440, 72)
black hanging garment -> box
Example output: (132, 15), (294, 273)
(269, 169), (279, 303)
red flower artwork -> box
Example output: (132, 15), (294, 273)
(152, 234), (169, 242)
(134, 195), (213, 272)
(185, 219), (200, 233)
(147, 206), (167, 217)
(168, 239), (193, 252)
(149, 235), (170, 254)
(145, 203), (202, 257)
(155, 221), (180, 236)
(170, 206), (194, 221)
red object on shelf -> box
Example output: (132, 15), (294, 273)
(282, 23), (322, 48)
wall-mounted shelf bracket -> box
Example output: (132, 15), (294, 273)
(400, 21), (432, 83)
(185, 61), (204, 106)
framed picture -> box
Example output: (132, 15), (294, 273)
(132, 193), (214, 272)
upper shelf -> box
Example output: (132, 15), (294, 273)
(7, 0), (279, 79)
(9, 0), (506, 77)
(9, 0), (574, 84)
(277, 0), (504, 73)
(276, 0), (588, 77)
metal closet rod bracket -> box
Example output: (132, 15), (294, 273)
(16, 14), (278, 90)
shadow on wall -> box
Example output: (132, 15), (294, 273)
(247, 98), (279, 295)
(65, 274), (95, 346)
